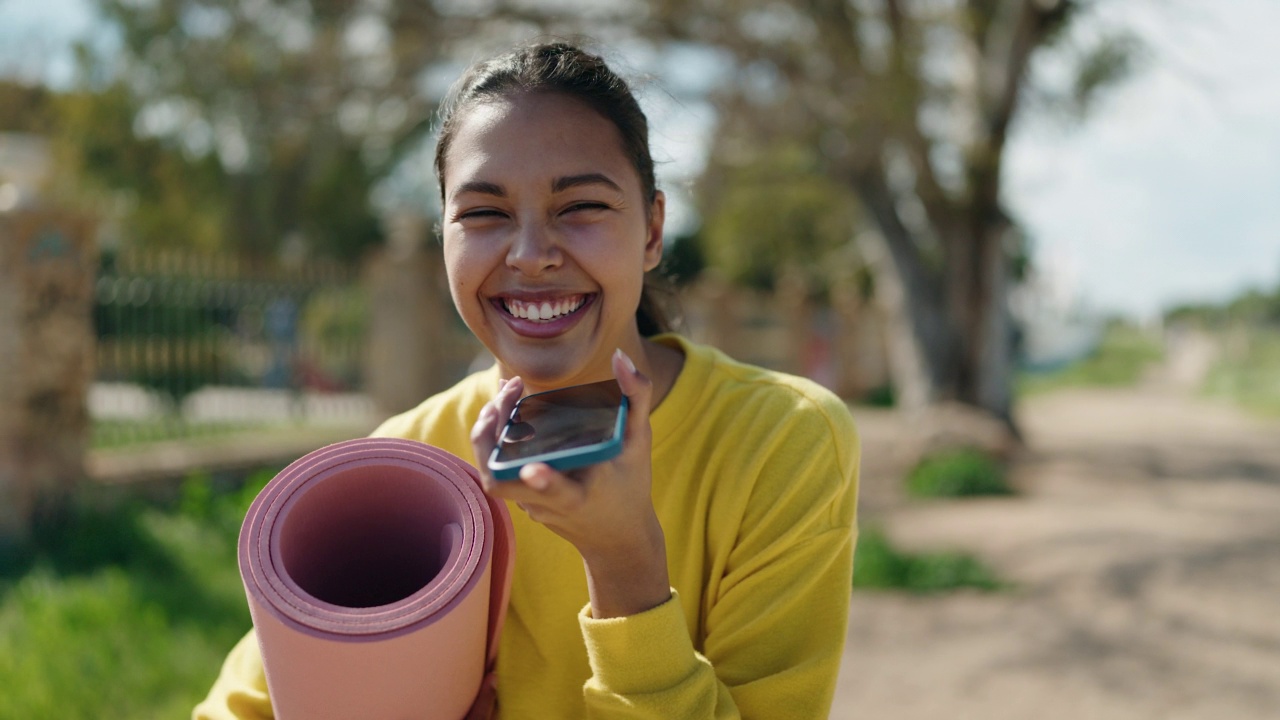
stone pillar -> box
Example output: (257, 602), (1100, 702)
(0, 208), (97, 543)
(363, 213), (460, 417)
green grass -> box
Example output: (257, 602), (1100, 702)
(853, 527), (1005, 594)
(1018, 322), (1164, 396)
(906, 448), (1013, 499)
(1202, 328), (1280, 417)
(0, 470), (274, 719)
(92, 420), (281, 450)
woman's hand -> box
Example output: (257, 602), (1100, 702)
(471, 349), (671, 619)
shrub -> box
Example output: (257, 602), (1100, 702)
(853, 528), (1004, 593)
(906, 447), (1012, 498)
(0, 465), (284, 718)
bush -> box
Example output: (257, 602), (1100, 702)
(853, 528), (1005, 593)
(0, 468), (282, 719)
(906, 447), (1012, 498)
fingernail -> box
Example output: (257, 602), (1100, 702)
(615, 348), (637, 374)
(521, 465), (549, 490)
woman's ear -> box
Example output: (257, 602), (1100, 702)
(643, 191), (666, 272)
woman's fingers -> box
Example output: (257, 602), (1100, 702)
(471, 376), (524, 487)
(486, 462), (587, 524)
(612, 348), (652, 446)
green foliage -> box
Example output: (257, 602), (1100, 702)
(906, 448), (1013, 499)
(858, 384), (896, 408)
(51, 82), (230, 253)
(853, 528), (1005, 594)
(177, 467), (276, 529)
(1070, 32), (1143, 117)
(299, 285), (370, 347)
(1166, 288), (1280, 327)
(1203, 327), (1280, 418)
(92, 420), (280, 449)
(1018, 321), (1164, 395)
(0, 484), (261, 719)
(699, 142), (858, 291)
(40, 1), (429, 260)
(0, 80), (55, 132)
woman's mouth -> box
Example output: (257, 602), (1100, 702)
(499, 294), (590, 322)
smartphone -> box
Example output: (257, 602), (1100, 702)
(487, 379), (628, 481)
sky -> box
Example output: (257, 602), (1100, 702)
(1005, 0), (1280, 319)
(2, 0), (1277, 321)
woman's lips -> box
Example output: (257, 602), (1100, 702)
(491, 293), (595, 338)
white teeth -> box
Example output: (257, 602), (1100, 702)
(503, 295), (585, 322)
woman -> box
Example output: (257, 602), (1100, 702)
(196, 41), (859, 719)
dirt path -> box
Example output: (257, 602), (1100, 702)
(830, 380), (1280, 719)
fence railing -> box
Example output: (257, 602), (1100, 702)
(89, 249), (894, 450)
(91, 250), (376, 448)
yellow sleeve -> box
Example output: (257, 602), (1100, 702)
(579, 591), (731, 717)
(579, 393), (860, 719)
(191, 630), (273, 720)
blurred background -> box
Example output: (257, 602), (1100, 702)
(0, 1), (1277, 718)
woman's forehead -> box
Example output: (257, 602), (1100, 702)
(443, 92), (637, 195)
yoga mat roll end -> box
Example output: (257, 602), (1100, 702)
(238, 438), (514, 720)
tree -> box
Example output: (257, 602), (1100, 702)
(640, 0), (1136, 426)
(69, 1), (570, 261)
(698, 138), (860, 292)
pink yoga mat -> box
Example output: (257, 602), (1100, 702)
(239, 438), (514, 720)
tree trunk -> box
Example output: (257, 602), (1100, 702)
(856, 229), (937, 409)
(954, 226), (1017, 429)
(850, 170), (955, 410)
(854, 162), (1017, 430)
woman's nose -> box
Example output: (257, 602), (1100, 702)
(506, 222), (562, 276)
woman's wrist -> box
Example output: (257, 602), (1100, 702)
(580, 513), (671, 619)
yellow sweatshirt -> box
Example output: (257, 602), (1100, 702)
(194, 334), (859, 719)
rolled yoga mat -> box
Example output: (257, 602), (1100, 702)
(239, 438), (515, 720)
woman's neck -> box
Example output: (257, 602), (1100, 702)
(639, 335), (684, 411)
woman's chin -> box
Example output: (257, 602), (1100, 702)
(496, 353), (609, 392)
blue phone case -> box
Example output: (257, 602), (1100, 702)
(487, 393), (628, 480)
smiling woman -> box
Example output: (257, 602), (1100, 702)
(196, 42), (859, 720)
(440, 90), (666, 393)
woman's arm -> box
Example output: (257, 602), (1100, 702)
(474, 363), (860, 719)
(578, 404), (859, 719)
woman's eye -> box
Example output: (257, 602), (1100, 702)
(458, 209), (506, 221)
(563, 202), (609, 214)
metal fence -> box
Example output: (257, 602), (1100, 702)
(91, 250), (377, 448)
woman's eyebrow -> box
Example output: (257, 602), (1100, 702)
(552, 173), (623, 194)
(453, 180), (506, 198)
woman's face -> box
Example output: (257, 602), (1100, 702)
(440, 92), (664, 392)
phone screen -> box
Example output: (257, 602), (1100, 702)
(493, 380), (625, 464)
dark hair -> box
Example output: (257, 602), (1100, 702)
(434, 41), (671, 336)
